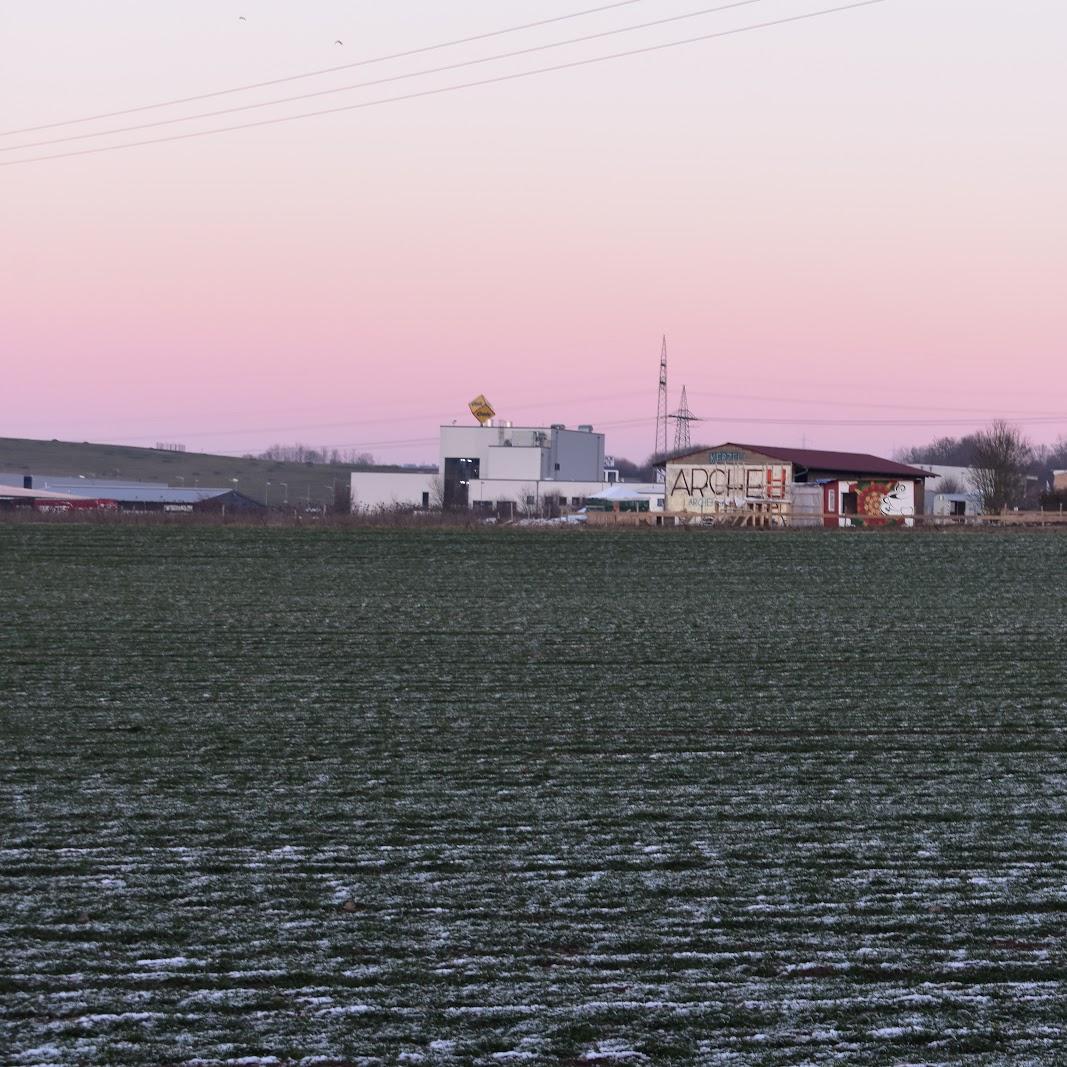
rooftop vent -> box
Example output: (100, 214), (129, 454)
(578, 424), (593, 432)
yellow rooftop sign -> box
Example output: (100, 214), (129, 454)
(468, 395), (496, 426)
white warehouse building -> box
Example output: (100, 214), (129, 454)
(351, 420), (613, 515)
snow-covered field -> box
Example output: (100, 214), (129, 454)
(2, 524), (1065, 1065)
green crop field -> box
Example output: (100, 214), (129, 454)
(2, 524), (1066, 1066)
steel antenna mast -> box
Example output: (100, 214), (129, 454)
(670, 384), (700, 453)
(654, 336), (669, 481)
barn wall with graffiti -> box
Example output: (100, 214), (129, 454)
(666, 448), (795, 520)
(823, 478), (916, 527)
(665, 445), (929, 526)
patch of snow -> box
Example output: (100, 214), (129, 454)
(579, 1040), (651, 1063)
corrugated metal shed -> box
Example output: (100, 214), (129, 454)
(26, 479), (232, 504)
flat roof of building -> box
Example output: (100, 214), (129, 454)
(0, 484), (86, 501)
(439, 423), (599, 432)
(4, 475), (236, 503)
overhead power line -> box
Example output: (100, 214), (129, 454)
(701, 414), (1067, 427)
(1, 0), (892, 168)
(18, 384), (1060, 446)
(103, 409), (1067, 456)
(91, 387), (660, 444)
(204, 409), (1067, 455)
(2, 0), (771, 153)
(685, 389), (1067, 419)
(0, 0), (658, 137)
(80, 390), (1065, 446)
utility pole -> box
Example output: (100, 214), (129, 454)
(654, 336), (669, 482)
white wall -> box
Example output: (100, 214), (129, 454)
(352, 471), (613, 511)
(930, 492), (982, 517)
(486, 446), (544, 481)
(915, 464), (979, 495)
(351, 471), (437, 511)
(466, 479), (607, 509)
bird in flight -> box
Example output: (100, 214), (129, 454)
(238, 15), (246, 21)
(334, 39), (344, 46)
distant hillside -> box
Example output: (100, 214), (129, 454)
(0, 437), (434, 509)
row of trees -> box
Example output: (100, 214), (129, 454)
(900, 420), (1067, 512)
(257, 444), (376, 466)
(899, 428), (1067, 476)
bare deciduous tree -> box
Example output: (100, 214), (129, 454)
(515, 486), (541, 519)
(971, 420), (1032, 513)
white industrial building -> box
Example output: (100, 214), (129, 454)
(351, 420), (613, 515)
(348, 470), (441, 511)
(914, 464), (984, 517)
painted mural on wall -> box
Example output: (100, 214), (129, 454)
(668, 458), (792, 514)
(848, 480), (915, 526)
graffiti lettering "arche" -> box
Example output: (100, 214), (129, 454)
(670, 464), (789, 501)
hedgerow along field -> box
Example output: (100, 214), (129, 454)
(2, 523), (1066, 1066)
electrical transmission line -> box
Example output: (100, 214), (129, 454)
(1, 0), (893, 168)
(0, 1), (774, 154)
(0, 0), (660, 137)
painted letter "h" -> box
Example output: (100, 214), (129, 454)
(765, 466), (788, 499)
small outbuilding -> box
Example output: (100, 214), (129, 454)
(584, 483), (665, 513)
(914, 464), (983, 518)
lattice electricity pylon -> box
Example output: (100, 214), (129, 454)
(669, 384), (700, 453)
(654, 336), (669, 480)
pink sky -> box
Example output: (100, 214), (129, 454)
(2, 0), (1064, 464)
